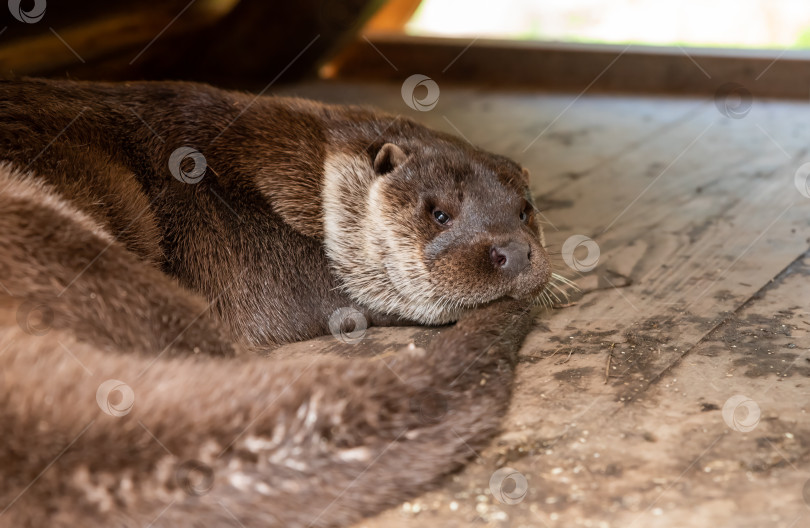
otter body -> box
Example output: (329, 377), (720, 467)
(0, 79), (549, 527)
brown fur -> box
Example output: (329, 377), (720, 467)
(0, 78), (546, 527)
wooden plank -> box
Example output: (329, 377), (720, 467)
(363, 0), (422, 33)
(0, 1), (234, 77)
(272, 81), (810, 527)
(326, 33), (810, 99)
(0, 0), (382, 84)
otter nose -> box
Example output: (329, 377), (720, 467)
(490, 241), (531, 276)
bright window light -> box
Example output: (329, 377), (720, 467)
(406, 0), (810, 49)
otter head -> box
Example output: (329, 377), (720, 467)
(322, 138), (551, 325)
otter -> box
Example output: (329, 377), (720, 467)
(0, 79), (551, 527)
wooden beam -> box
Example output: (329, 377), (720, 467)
(327, 33), (810, 99)
(364, 0), (422, 33)
(0, 1), (235, 78)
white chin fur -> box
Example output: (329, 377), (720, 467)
(321, 153), (464, 325)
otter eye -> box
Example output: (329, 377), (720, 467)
(520, 210), (528, 223)
(433, 209), (451, 225)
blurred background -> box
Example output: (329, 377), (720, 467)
(408, 0), (810, 49)
(2, 0), (809, 97)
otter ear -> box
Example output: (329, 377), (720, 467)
(520, 167), (531, 185)
(373, 143), (408, 175)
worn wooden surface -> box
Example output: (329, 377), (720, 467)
(274, 81), (810, 527)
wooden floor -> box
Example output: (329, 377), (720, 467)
(275, 81), (810, 528)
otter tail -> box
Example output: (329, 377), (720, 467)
(0, 300), (533, 527)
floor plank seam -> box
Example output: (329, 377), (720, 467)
(545, 100), (710, 197)
(615, 245), (810, 410)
